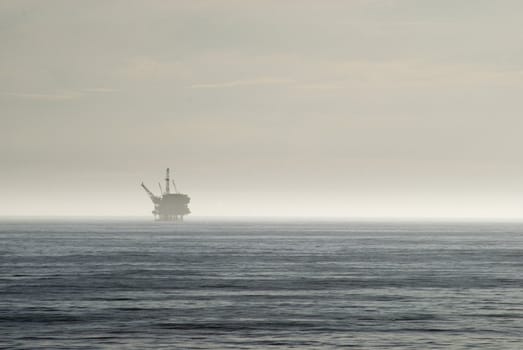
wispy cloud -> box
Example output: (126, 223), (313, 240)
(121, 57), (186, 81)
(2, 92), (84, 101)
(82, 87), (119, 93)
(296, 82), (345, 90)
(191, 77), (295, 89)
(2, 88), (117, 101)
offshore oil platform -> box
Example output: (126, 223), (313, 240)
(141, 168), (191, 221)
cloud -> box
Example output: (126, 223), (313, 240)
(2, 92), (84, 101)
(82, 87), (119, 93)
(121, 57), (186, 81)
(190, 77), (295, 89)
(2, 87), (118, 101)
(296, 82), (345, 90)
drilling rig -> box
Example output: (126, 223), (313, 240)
(141, 168), (191, 221)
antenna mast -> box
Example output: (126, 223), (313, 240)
(165, 168), (170, 194)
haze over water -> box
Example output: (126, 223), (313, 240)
(2, 220), (522, 349)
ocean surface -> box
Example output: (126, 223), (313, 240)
(1, 219), (522, 349)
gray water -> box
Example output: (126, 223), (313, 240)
(1, 220), (522, 349)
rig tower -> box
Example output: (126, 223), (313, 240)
(141, 168), (191, 221)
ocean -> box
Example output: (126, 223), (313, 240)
(1, 219), (522, 349)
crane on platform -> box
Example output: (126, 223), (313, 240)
(141, 182), (160, 203)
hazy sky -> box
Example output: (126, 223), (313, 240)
(2, 0), (523, 218)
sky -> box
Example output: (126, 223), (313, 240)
(2, 0), (523, 218)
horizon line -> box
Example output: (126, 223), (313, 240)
(2, 215), (523, 223)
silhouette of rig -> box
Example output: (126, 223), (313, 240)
(141, 168), (191, 221)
